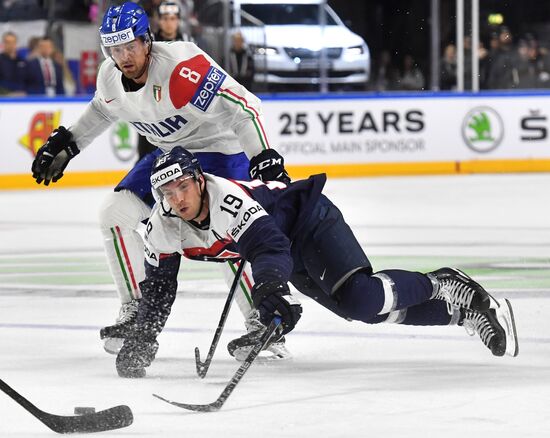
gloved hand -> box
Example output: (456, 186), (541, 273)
(31, 126), (80, 185)
(248, 148), (290, 184)
(252, 281), (302, 335)
(116, 337), (159, 378)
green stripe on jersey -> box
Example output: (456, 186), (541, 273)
(218, 92), (267, 150)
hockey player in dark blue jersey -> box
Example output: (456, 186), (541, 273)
(115, 147), (519, 378)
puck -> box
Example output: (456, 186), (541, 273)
(74, 407), (96, 415)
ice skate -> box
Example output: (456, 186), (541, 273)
(227, 310), (292, 362)
(100, 299), (140, 355)
(428, 267), (491, 312)
(460, 298), (519, 357)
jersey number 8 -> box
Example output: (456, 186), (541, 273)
(179, 66), (201, 84)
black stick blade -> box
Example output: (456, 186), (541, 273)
(154, 318), (282, 414)
(153, 393), (221, 413)
(0, 378), (133, 434)
(194, 347), (207, 379)
(38, 405), (134, 434)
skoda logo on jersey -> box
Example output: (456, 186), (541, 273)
(151, 163), (183, 189)
(461, 107), (504, 153)
(110, 121), (137, 162)
(191, 66), (226, 112)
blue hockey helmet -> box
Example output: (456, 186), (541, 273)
(151, 146), (203, 198)
(99, 2), (152, 58)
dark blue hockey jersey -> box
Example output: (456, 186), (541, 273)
(137, 173), (326, 335)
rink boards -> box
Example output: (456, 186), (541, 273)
(1, 91), (550, 189)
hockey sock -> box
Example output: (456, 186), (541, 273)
(99, 190), (151, 303)
(374, 300), (459, 326)
(338, 269), (434, 323)
(222, 260), (255, 318)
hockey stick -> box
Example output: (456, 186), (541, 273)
(194, 259), (247, 378)
(0, 378), (133, 434)
(154, 317), (281, 412)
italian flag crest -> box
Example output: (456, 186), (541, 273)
(153, 85), (162, 102)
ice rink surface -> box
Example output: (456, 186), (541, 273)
(0, 173), (549, 437)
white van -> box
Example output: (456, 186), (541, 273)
(196, 0), (370, 90)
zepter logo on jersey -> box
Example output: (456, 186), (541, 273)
(169, 54), (226, 111)
(150, 162), (183, 189)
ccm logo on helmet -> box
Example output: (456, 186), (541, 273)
(151, 163), (183, 189)
(101, 28), (135, 47)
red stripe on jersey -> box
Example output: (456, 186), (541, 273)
(241, 269), (254, 290)
(227, 179), (254, 198)
(182, 238), (235, 258)
(170, 54), (212, 109)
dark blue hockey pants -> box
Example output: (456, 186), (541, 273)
(290, 195), (452, 326)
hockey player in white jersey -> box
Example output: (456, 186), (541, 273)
(114, 147), (519, 378)
(30, 2), (290, 360)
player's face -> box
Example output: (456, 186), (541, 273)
(159, 14), (179, 36)
(161, 175), (204, 221)
(2, 35), (17, 56)
(108, 39), (149, 80)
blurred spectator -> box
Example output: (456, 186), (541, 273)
(514, 39), (538, 89)
(486, 26), (518, 89)
(0, 31), (27, 95)
(477, 40), (490, 89)
(52, 49), (76, 96)
(398, 54), (425, 90)
(223, 31), (254, 90)
(144, 0), (195, 37)
(371, 50), (399, 91)
(25, 36), (64, 96)
(26, 36), (40, 60)
(154, 1), (193, 42)
(440, 43), (457, 90)
(535, 42), (550, 88)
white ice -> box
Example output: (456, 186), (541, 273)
(0, 173), (549, 437)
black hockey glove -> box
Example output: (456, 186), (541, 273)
(252, 281), (302, 335)
(31, 126), (80, 186)
(248, 148), (290, 184)
(116, 337), (159, 378)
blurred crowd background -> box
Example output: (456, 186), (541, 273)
(0, 0), (549, 96)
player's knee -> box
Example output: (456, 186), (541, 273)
(98, 190), (151, 229)
(337, 272), (386, 322)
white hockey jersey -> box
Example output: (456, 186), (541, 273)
(143, 174), (276, 266)
(69, 42), (270, 158)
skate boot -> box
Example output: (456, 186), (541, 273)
(428, 267), (491, 313)
(100, 299), (140, 355)
(460, 298), (519, 357)
(227, 310), (292, 362)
